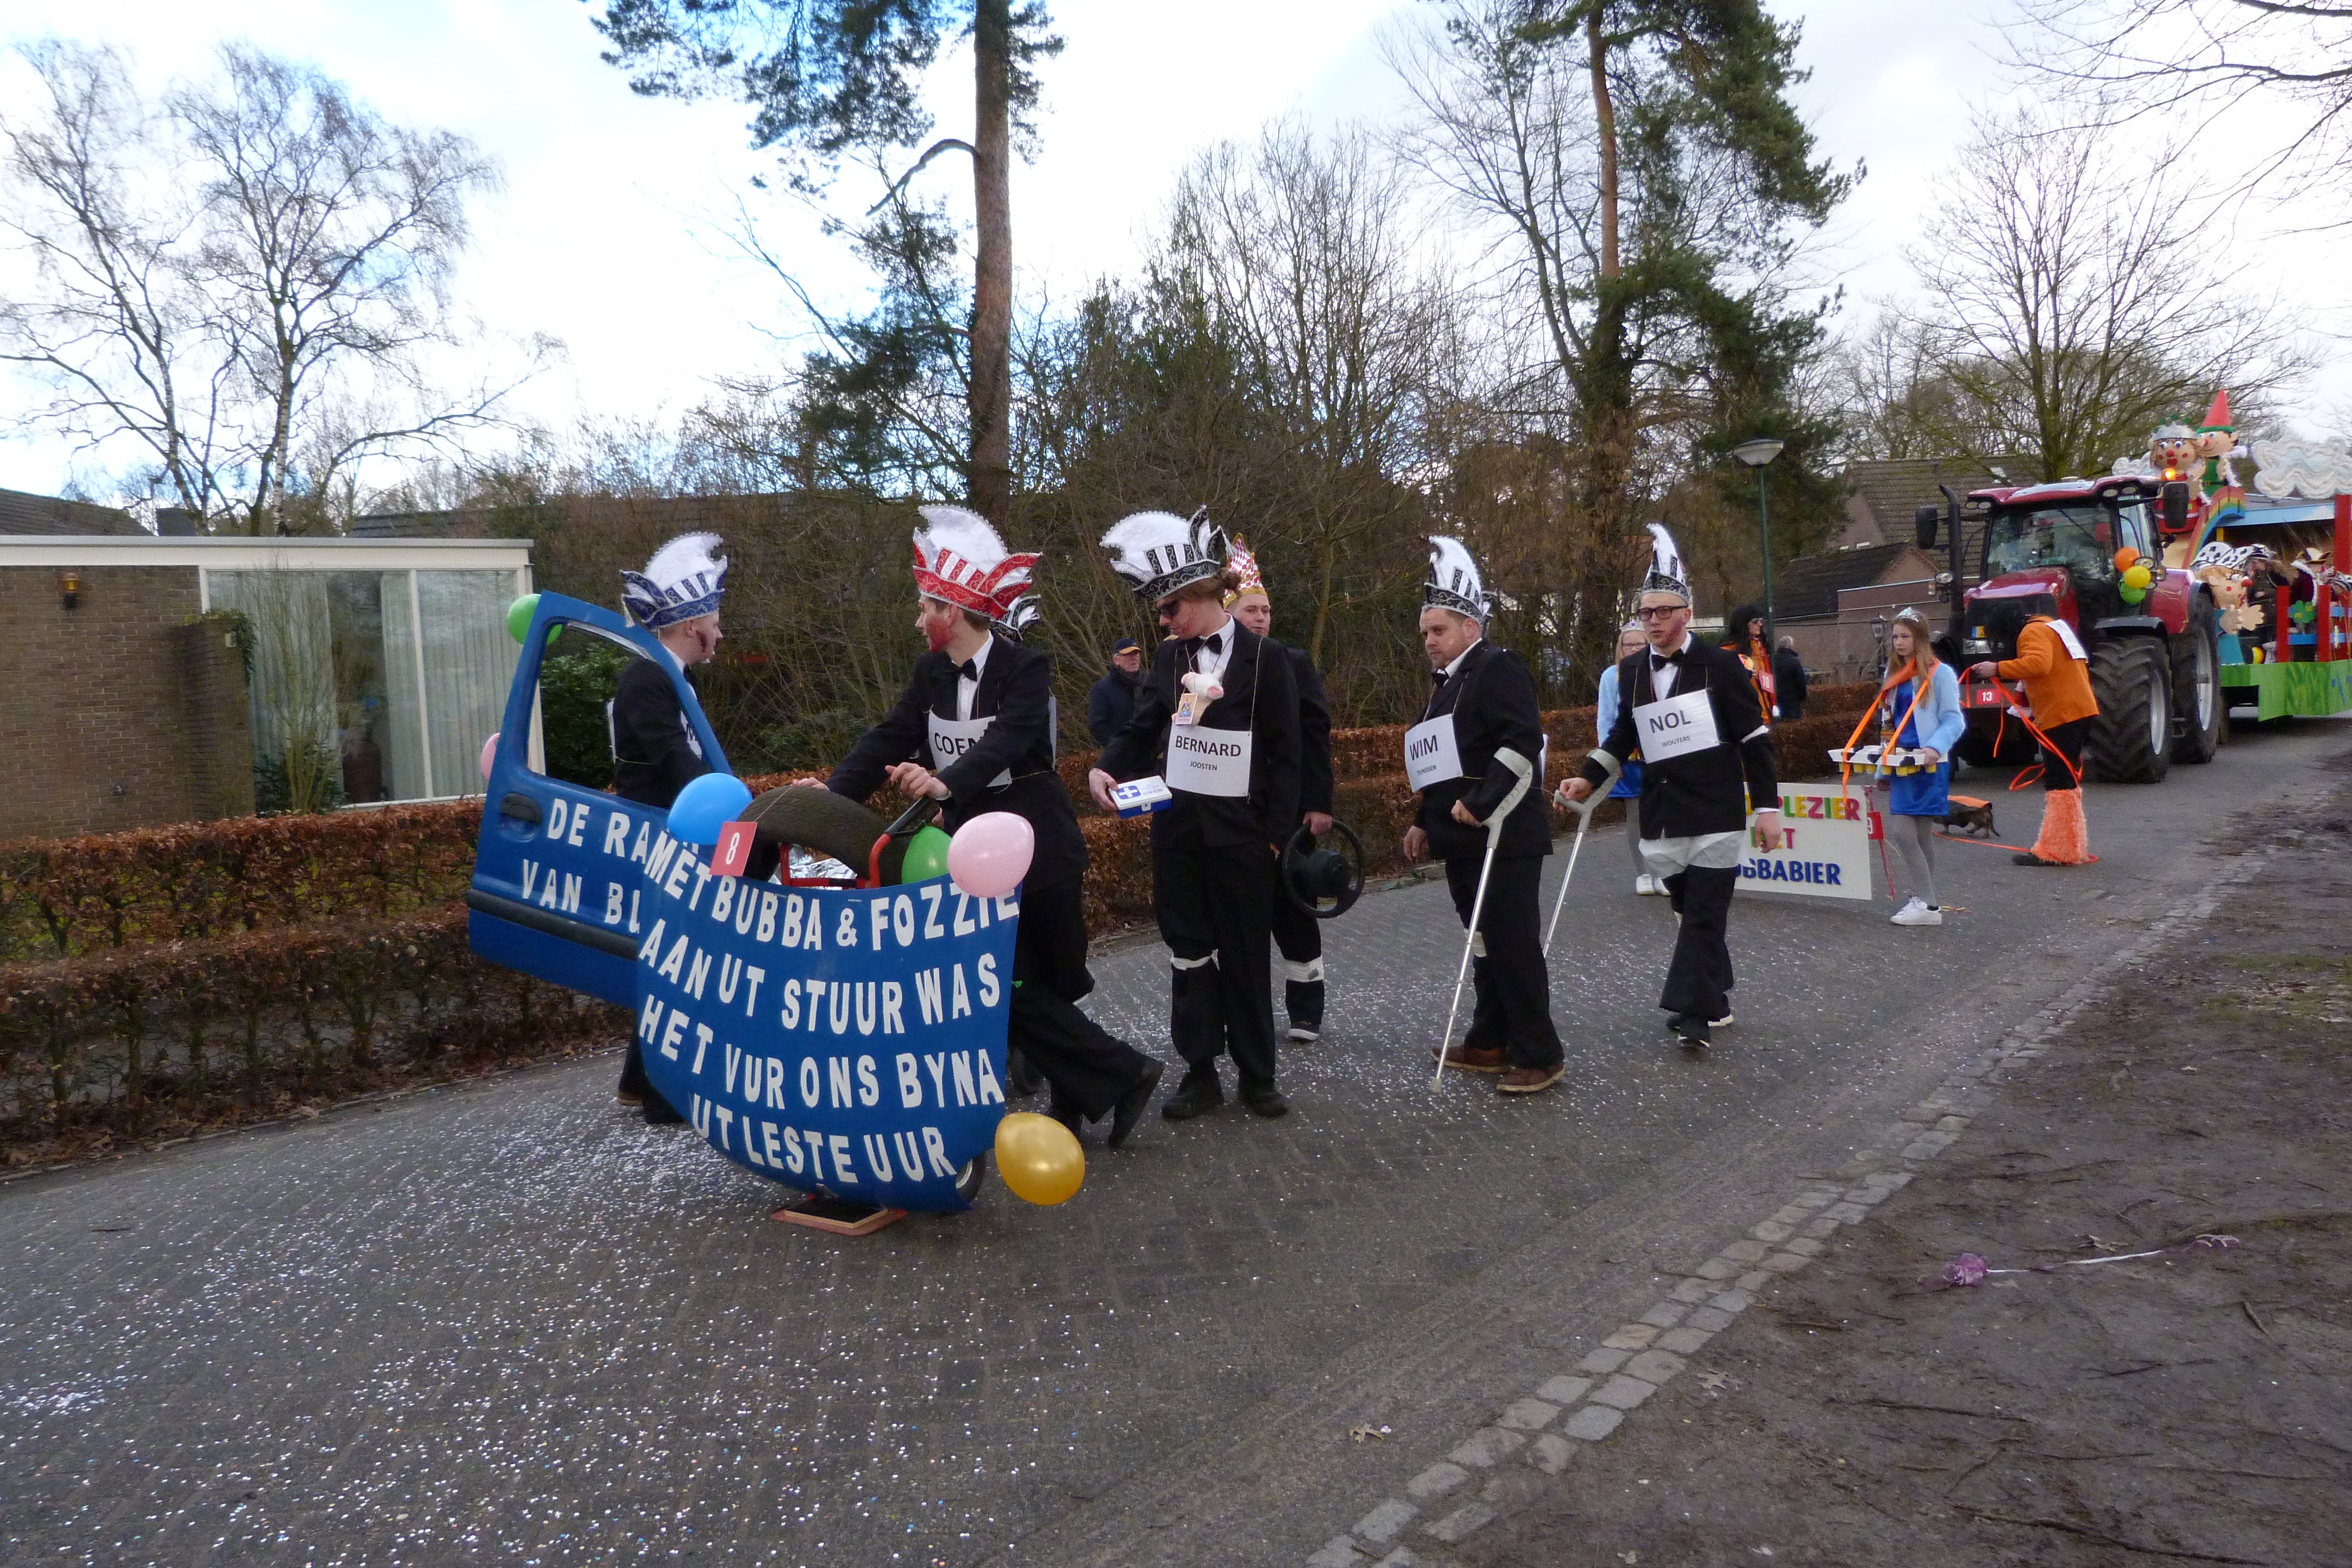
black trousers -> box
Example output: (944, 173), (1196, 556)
(1661, 864), (1740, 1021)
(1443, 853), (1563, 1070)
(1267, 850), (1325, 1025)
(1155, 839), (1280, 1087)
(1012, 875), (1154, 1120)
(2039, 716), (2089, 793)
(616, 1037), (682, 1121)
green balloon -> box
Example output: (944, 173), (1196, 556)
(899, 824), (953, 883)
(2120, 584), (2147, 604)
(506, 593), (540, 644)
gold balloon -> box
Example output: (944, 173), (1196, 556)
(993, 1111), (1085, 1206)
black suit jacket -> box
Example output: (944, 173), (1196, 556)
(1583, 639), (1780, 839)
(611, 656), (710, 809)
(1098, 623), (1301, 850)
(828, 639), (1088, 889)
(1282, 641), (1334, 818)
(1413, 640), (1551, 860)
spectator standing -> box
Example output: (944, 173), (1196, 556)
(1087, 637), (1143, 745)
(1592, 619), (1659, 895)
(1773, 636), (1808, 721)
(1874, 608), (1963, 927)
(1222, 537), (1336, 1043)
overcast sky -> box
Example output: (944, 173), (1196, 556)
(0, 0), (2339, 501)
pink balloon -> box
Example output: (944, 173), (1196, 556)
(946, 811), (1034, 899)
(480, 732), (500, 781)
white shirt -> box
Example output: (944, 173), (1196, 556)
(1191, 616), (1236, 682)
(1646, 632), (1695, 699)
(954, 634), (995, 721)
(1440, 637), (1483, 682)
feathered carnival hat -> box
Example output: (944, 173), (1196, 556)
(1099, 506), (1227, 602)
(912, 505), (1039, 622)
(622, 533), (728, 629)
(1422, 536), (1489, 621)
(993, 593), (1041, 646)
(1223, 535), (1270, 608)
(1640, 523), (1690, 607)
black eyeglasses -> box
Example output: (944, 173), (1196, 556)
(1154, 603), (1180, 622)
(1636, 605), (1685, 621)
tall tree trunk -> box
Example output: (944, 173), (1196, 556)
(969, 0), (1014, 523)
(1573, 7), (1632, 697)
(1588, 8), (1619, 283)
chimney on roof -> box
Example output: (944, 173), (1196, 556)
(156, 507), (199, 536)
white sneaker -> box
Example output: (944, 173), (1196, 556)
(1890, 898), (1943, 927)
(1710, 1012), (1734, 1028)
(1636, 874), (1662, 896)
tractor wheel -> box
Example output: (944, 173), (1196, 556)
(2087, 638), (2172, 783)
(742, 785), (886, 875)
(2170, 604), (2226, 764)
(1954, 714), (2036, 770)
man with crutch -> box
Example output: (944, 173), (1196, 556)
(1406, 538), (1565, 1095)
(1557, 527), (1784, 1050)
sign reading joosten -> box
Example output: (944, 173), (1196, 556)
(632, 829), (1020, 1211)
(1735, 789), (1874, 902)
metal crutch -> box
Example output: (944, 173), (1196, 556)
(1543, 756), (1622, 955)
(1432, 748), (1535, 1089)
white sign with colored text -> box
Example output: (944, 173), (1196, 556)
(1735, 789), (1875, 902)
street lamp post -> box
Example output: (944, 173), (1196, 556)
(1730, 437), (1785, 646)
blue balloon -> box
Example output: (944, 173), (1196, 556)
(667, 772), (753, 847)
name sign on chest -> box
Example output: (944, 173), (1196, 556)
(1404, 714), (1463, 790)
(632, 830), (1020, 1212)
(926, 711), (1012, 788)
(1166, 725), (1254, 797)
(1632, 685), (1720, 763)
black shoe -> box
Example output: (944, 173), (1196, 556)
(2012, 852), (2061, 867)
(1161, 1069), (1224, 1120)
(1008, 1049), (1046, 1097)
(1106, 1057), (1165, 1149)
(1239, 1080), (1289, 1118)
(641, 1094), (688, 1125)
(1667, 1013), (1711, 1049)
(1050, 1105), (1086, 1137)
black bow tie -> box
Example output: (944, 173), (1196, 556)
(1431, 669), (1449, 687)
(954, 659), (980, 682)
(1187, 632), (1223, 658)
(1651, 649), (1684, 670)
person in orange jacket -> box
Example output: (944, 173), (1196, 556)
(1965, 598), (2098, 867)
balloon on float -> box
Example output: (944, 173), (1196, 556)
(506, 593), (540, 644)
(2114, 547), (2140, 572)
(480, 732), (500, 781)
(899, 823), (953, 883)
(947, 811), (1034, 899)
(994, 1111), (1085, 1205)
(667, 773), (754, 847)
(2122, 562), (2153, 591)
(2120, 584), (2148, 605)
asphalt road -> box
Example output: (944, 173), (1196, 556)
(5, 719), (2349, 1568)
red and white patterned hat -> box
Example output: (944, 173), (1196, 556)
(912, 505), (1039, 621)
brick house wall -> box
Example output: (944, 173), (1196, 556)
(0, 565), (253, 841)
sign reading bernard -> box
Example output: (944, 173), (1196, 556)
(633, 831), (1020, 1211)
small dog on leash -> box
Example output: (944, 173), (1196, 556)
(1943, 794), (1997, 837)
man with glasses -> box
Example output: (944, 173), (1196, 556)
(1558, 527), (1784, 1050)
(1089, 509), (1303, 1122)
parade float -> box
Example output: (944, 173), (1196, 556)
(1913, 391), (2352, 783)
(466, 591), (1079, 1230)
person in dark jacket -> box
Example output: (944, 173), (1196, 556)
(1560, 527), (1783, 1049)
(813, 506), (1165, 1148)
(610, 532), (731, 1123)
(1089, 508), (1302, 1121)
(1087, 638), (1144, 745)
(1222, 537), (1335, 1042)
(1720, 602), (1779, 719)
(1773, 636), (1808, 721)
(1408, 537), (1564, 1094)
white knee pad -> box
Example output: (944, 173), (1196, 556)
(1171, 953), (1216, 971)
(1281, 957), (1325, 983)
(1470, 933), (1487, 959)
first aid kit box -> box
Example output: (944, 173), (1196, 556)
(1111, 776), (1173, 817)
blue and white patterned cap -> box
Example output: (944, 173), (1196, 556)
(621, 533), (728, 629)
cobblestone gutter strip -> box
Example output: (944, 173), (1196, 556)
(1304, 850), (2274, 1568)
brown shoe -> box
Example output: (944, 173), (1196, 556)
(1497, 1064), (1565, 1094)
(1431, 1044), (1508, 1074)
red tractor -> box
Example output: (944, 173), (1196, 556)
(1915, 474), (2225, 782)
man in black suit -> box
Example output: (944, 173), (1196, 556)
(1089, 509), (1303, 1120)
(817, 507), (1165, 1148)
(1559, 526), (1784, 1049)
(1406, 537), (1564, 1095)
(1223, 538), (1335, 1042)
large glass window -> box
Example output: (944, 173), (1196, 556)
(1984, 503), (2122, 583)
(210, 567), (521, 807)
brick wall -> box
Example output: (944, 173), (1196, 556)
(0, 565), (253, 841)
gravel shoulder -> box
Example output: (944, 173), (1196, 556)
(1458, 769), (2352, 1567)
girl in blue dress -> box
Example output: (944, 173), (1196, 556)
(1592, 621), (1658, 892)
(1878, 607), (1965, 927)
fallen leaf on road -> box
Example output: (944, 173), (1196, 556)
(1697, 1370), (1744, 1396)
(1347, 1424), (1391, 1443)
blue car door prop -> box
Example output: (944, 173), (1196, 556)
(631, 838), (1018, 1211)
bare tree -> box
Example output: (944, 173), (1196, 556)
(2020, 0), (2352, 201)
(0, 41), (549, 533)
(1902, 110), (2308, 483)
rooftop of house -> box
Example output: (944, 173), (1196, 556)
(0, 487), (142, 536)
(1773, 543), (1932, 621)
